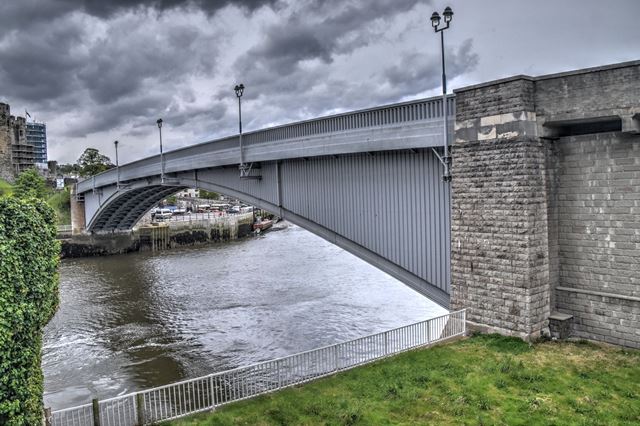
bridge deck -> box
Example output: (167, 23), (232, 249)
(78, 95), (454, 193)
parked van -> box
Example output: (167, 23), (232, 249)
(155, 208), (173, 220)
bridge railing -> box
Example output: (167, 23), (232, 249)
(49, 309), (465, 426)
(241, 95), (456, 147)
(77, 95), (455, 193)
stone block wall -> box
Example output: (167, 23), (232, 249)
(451, 60), (640, 346)
(556, 289), (640, 348)
(535, 63), (640, 122)
(451, 135), (551, 339)
(454, 77), (535, 121)
(0, 103), (15, 181)
(551, 132), (640, 347)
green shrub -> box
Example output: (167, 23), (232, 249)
(13, 169), (48, 201)
(0, 197), (60, 425)
(0, 179), (12, 197)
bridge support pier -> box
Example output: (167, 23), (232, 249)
(70, 185), (86, 236)
(450, 62), (640, 346)
(450, 78), (552, 341)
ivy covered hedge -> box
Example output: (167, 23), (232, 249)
(0, 197), (60, 425)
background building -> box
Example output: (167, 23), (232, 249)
(26, 121), (47, 165)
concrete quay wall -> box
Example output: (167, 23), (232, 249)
(60, 213), (254, 258)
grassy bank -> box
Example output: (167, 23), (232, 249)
(170, 335), (639, 425)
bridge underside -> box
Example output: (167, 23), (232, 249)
(83, 149), (451, 307)
(88, 185), (186, 231)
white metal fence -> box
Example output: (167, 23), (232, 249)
(49, 309), (466, 426)
(56, 224), (73, 236)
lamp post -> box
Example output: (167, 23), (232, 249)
(156, 118), (164, 184)
(234, 83), (246, 177)
(114, 140), (120, 189)
(431, 6), (453, 182)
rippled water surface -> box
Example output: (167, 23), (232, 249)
(43, 224), (445, 409)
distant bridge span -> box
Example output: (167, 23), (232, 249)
(76, 95), (455, 307)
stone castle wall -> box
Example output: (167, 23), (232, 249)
(0, 103), (15, 181)
(0, 102), (33, 181)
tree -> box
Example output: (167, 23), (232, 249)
(57, 163), (81, 177)
(199, 190), (220, 200)
(77, 148), (114, 177)
(0, 197), (60, 425)
(13, 169), (48, 200)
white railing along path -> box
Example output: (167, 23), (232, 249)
(50, 309), (466, 425)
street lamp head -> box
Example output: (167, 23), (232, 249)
(443, 7), (453, 23)
(114, 140), (119, 147)
(430, 11), (441, 28)
(234, 83), (245, 98)
(156, 118), (163, 128)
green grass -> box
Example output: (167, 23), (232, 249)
(46, 188), (71, 225)
(1, 178), (71, 225)
(169, 334), (640, 426)
(0, 178), (12, 197)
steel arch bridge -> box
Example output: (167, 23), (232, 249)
(76, 95), (455, 307)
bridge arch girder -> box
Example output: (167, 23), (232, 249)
(87, 184), (186, 232)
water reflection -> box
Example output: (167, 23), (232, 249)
(44, 225), (446, 409)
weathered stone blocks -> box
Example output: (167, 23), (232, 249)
(451, 61), (640, 346)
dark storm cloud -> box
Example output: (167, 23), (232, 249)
(233, 38), (479, 130)
(80, 0), (280, 17)
(234, 0), (424, 83)
(224, 0), (479, 130)
(0, 0), (484, 163)
(0, 3), (227, 137)
(0, 0), (279, 27)
(226, 0), (431, 123)
(384, 39), (478, 96)
(67, 91), (169, 138)
(77, 17), (209, 105)
(0, 18), (86, 103)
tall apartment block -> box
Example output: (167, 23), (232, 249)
(26, 121), (47, 165)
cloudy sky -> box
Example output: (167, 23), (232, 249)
(1, 0), (639, 164)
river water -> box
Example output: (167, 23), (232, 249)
(43, 224), (445, 410)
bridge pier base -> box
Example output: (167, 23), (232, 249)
(450, 78), (552, 341)
(70, 185), (86, 236)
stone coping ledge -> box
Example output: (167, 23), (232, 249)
(556, 286), (640, 303)
(454, 59), (640, 94)
(549, 312), (573, 321)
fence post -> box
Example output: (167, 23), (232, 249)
(427, 320), (431, 346)
(92, 399), (100, 426)
(136, 393), (145, 425)
(462, 309), (467, 335)
(384, 332), (389, 356)
(44, 407), (52, 426)
(276, 360), (282, 389)
(209, 376), (216, 410)
(333, 345), (339, 372)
